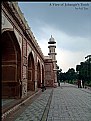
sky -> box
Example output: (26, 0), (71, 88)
(18, 2), (91, 72)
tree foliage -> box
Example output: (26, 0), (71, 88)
(57, 55), (91, 86)
(76, 55), (91, 86)
(57, 67), (77, 84)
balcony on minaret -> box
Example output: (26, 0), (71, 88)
(48, 35), (57, 55)
(48, 52), (57, 55)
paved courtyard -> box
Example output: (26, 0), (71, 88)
(2, 83), (91, 121)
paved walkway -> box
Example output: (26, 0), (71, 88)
(2, 83), (91, 121)
(47, 84), (91, 121)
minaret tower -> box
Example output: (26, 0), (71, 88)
(48, 35), (57, 83)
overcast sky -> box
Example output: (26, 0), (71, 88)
(18, 2), (91, 72)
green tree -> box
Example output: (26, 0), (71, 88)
(76, 55), (91, 86)
(66, 68), (77, 84)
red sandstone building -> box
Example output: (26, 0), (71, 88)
(1, 2), (57, 99)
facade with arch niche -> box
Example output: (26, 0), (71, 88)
(1, 2), (57, 99)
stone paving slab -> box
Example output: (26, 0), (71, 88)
(14, 89), (52, 121)
(47, 86), (91, 121)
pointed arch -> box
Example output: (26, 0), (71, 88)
(42, 65), (44, 86)
(1, 30), (21, 98)
(37, 61), (41, 88)
(27, 52), (35, 91)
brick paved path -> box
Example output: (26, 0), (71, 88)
(3, 83), (91, 121)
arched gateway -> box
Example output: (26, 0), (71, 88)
(1, 30), (21, 98)
(42, 65), (44, 86)
(28, 52), (35, 91)
(37, 61), (41, 88)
